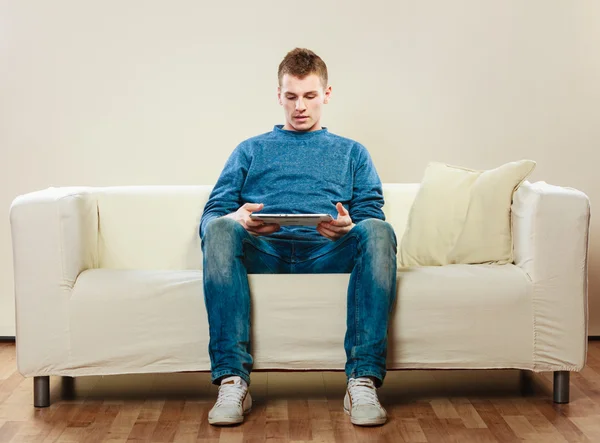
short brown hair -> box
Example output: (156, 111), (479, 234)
(278, 48), (328, 89)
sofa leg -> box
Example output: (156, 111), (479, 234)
(34, 376), (50, 408)
(553, 371), (570, 404)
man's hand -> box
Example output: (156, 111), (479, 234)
(317, 202), (355, 240)
(224, 203), (281, 236)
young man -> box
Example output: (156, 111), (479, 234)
(199, 48), (397, 427)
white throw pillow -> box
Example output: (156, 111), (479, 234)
(399, 160), (536, 267)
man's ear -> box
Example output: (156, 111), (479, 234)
(277, 86), (282, 105)
(324, 85), (332, 104)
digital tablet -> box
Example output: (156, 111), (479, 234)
(250, 213), (334, 226)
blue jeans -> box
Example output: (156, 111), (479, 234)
(201, 217), (397, 388)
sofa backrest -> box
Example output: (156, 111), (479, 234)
(96, 184), (420, 270)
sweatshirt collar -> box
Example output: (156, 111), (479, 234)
(273, 124), (328, 138)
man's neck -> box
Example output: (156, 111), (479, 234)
(282, 123), (322, 132)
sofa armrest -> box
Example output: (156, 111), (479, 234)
(9, 187), (98, 375)
(512, 181), (591, 371)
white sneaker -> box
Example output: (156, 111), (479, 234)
(344, 377), (387, 426)
(208, 376), (252, 426)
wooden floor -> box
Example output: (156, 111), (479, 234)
(2, 343), (600, 442)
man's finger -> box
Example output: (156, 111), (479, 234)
(336, 202), (348, 215)
(247, 223), (272, 232)
(243, 202), (264, 212)
(246, 218), (267, 228)
(319, 224), (339, 238)
(249, 223), (280, 235)
(328, 217), (351, 227)
(317, 227), (334, 240)
(320, 222), (344, 232)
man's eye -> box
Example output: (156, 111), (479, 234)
(286, 96), (296, 100)
(306, 96), (316, 99)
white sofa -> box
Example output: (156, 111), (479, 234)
(9, 181), (591, 407)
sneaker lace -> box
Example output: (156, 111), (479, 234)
(348, 378), (380, 407)
(215, 382), (246, 407)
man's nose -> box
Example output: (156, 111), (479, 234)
(295, 99), (306, 111)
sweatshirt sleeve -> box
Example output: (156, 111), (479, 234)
(349, 145), (385, 223)
(199, 143), (250, 239)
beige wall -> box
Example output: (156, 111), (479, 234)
(1, 1), (599, 336)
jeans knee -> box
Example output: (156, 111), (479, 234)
(353, 219), (397, 247)
(352, 219), (397, 297)
(204, 217), (245, 244)
(202, 217), (247, 263)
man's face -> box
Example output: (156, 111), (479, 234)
(278, 73), (331, 132)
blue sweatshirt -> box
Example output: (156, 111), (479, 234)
(199, 125), (385, 241)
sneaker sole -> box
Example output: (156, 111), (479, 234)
(208, 408), (252, 426)
(343, 406), (387, 426)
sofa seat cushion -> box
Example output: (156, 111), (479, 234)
(64, 264), (533, 376)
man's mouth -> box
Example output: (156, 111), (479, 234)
(294, 116), (308, 120)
